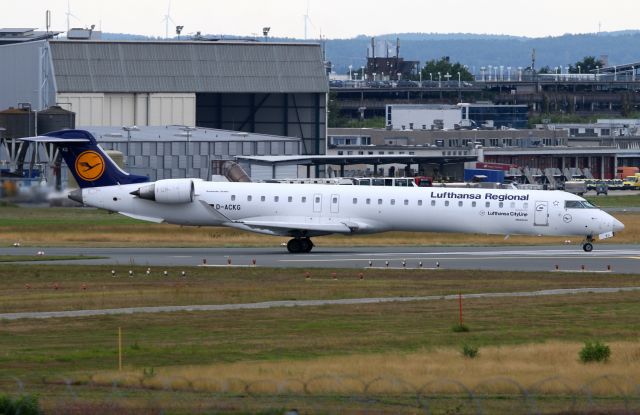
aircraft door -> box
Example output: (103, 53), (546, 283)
(313, 193), (322, 213)
(330, 194), (339, 213)
(534, 201), (549, 226)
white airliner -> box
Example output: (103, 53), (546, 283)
(24, 130), (624, 253)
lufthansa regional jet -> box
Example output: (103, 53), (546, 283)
(23, 130), (624, 253)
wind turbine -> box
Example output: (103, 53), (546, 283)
(303, 0), (316, 40)
(65, 0), (80, 34)
(162, 2), (176, 39)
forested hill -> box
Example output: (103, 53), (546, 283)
(101, 31), (640, 74)
(319, 32), (640, 74)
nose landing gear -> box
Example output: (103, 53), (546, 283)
(287, 237), (314, 253)
(582, 235), (594, 252)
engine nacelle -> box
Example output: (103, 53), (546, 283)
(131, 179), (194, 204)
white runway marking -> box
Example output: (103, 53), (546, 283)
(2, 286), (639, 321)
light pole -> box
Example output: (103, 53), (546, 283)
(488, 65), (492, 81)
(348, 65), (352, 80)
(517, 67), (522, 81)
(360, 66), (364, 81)
(429, 73), (433, 82)
(499, 65), (504, 81)
(507, 66), (511, 81)
(437, 72), (441, 88)
(457, 72), (461, 87)
(480, 66), (485, 81)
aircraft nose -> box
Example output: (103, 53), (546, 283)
(613, 217), (625, 233)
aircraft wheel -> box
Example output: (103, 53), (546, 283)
(287, 238), (302, 254)
(300, 238), (313, 253)
(583, 242), (593, 252)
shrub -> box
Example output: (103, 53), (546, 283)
(579, 341), (611, 363)
(0, 393), (42, 415)
(452, 324), (470, 333)
(462, 344), (479, 359)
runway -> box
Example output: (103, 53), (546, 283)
(2, 244), (640, 273)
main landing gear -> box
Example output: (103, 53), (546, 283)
(582, 235), (594, 252)
(287, 237), (314, 254)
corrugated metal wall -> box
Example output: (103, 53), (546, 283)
(56, 93), (196, 126)
(0, 40), (56, 111)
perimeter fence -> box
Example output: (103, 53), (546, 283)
(3, 374), (640, 414)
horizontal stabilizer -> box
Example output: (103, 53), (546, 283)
(19, 136), (90, 143)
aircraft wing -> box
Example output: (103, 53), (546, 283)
(226, 216), (367, 237)
(200, 202), (379, 237)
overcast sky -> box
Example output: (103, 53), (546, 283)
(2, 0), (639, 39)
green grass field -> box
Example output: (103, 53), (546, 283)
(2, 264), (640, 413)
(1, 198), (639, 413)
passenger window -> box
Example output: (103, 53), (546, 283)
(510, 202), (515, 208)
(404, 199), (409, 206)
(499, 202), (504, 208)
(391, 199), (395, 205)
(353, 198), (357, 204)
(378, 199), (383, 205)
(315, 197), (320, 203)
(458, 201), (463, 207)
(445, 201), (450, 207)
(523, 202), (528, 209)
(485, 202), (490, 208)
(301, 196), (307, 203)
(261, 196), (265, 202)
(472, 201), (476, 207)
(247, 195), (252, 202)
(274, 196), (279, 202)
(333, 197), (338, 204)
(288, 196), (292, 202)
(231, 195), (236, 201)
(366, 198), (371, 205)
(431, 200), (436, 206)
(418, 200), (423, 206)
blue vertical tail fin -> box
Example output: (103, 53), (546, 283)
(41, 129), (149, 188)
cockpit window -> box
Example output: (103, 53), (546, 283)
(565, 201), (584, 209)
(565, 200), (597, 209)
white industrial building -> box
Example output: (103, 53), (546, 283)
(386, 104), (463, 131)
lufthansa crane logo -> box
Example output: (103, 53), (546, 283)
(75, 150), (105, 181)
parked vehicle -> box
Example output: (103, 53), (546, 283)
(563, 181), (588, 196)
(616, 166), (639, 180)
(594, 181), (608, 196)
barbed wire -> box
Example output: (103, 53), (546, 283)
(3, 374), (640, 414)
